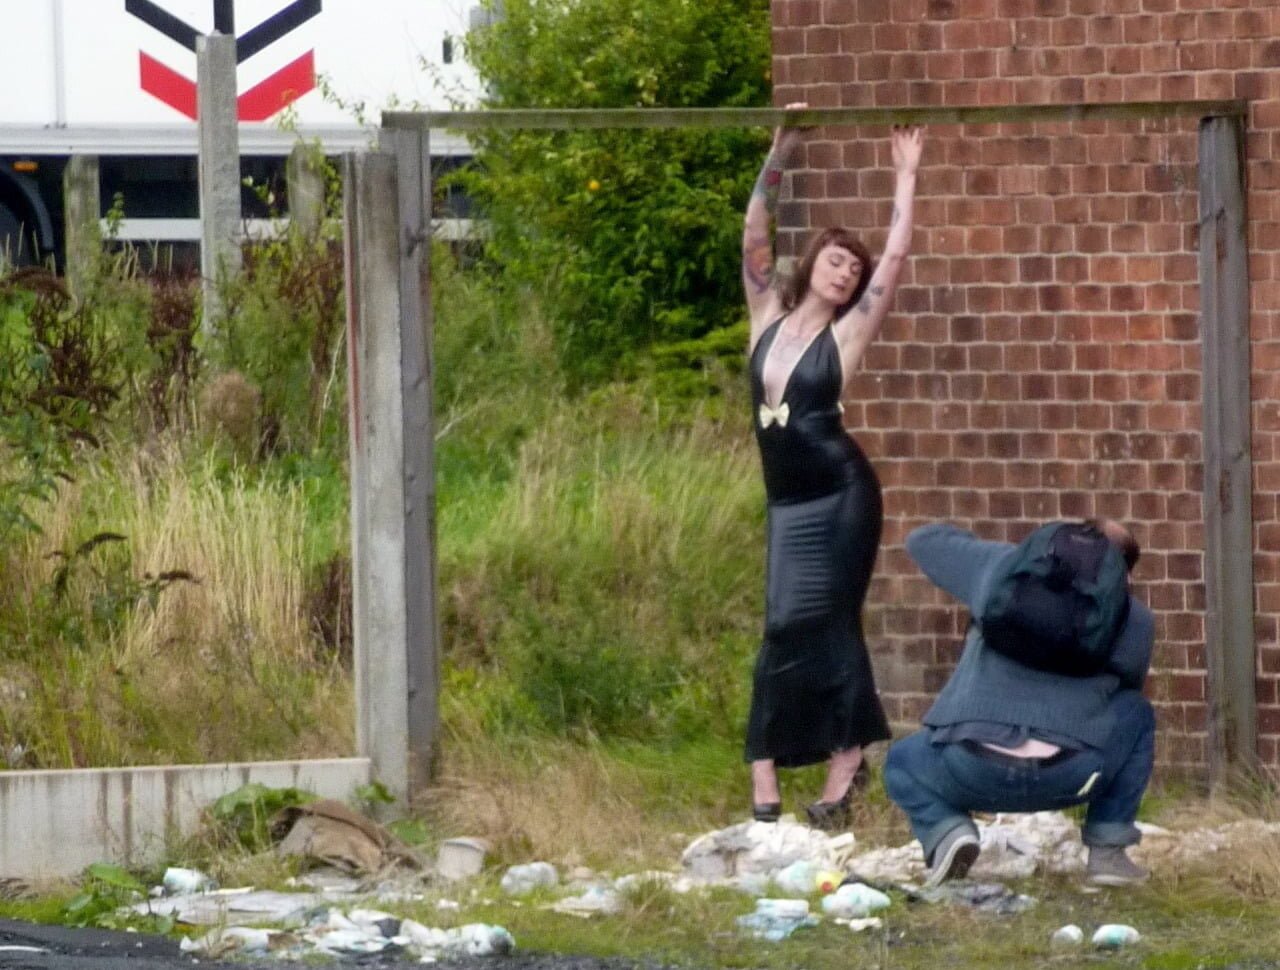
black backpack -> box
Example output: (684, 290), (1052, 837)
(977, 521), (1130, 677)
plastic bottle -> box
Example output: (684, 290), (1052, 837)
(773, 860), (818, 895)
(814, 869), (846, 893)
(499, 861), (558, 895)
(1092, 924), (1141, 948)
(820, 882), (891, 918)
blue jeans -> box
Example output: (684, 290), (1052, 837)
(883, 690), (1155, 863)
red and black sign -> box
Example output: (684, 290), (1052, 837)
(126, 0), (321, 120)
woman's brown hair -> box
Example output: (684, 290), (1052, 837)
(781, 227), (875, 318)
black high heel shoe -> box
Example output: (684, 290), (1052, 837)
(806, 762), (869, 832)
(753, 802), (782, 823)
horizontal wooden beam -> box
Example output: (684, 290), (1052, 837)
(386, 100), (1248, 132)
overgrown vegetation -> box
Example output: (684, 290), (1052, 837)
(460, 0), (770, 384)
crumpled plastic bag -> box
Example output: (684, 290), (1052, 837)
(737, 899), (819, 941)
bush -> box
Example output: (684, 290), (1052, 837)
(208, 231), (347, 455)
(460, 0), (770, 384)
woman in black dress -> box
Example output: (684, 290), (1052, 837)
(741, 109), (922, 830)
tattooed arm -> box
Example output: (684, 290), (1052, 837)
(833, 126), (924, 374)
(744, 104), (807, 348)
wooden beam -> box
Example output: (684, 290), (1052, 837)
(391, 126), (440, 802)
(1198, 114), (1256, 784)
(386, 100), (1248, 132)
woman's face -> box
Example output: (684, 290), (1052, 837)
(808, 244), (863, 306)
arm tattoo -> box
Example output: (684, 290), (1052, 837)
(890, 205), (900, 227)
(743, 151), (786, 294)
(856, 292), (873, 314)
(743, 235), (774, 294)
(871, 285), (884, 296)
(752, 153), (787, 216)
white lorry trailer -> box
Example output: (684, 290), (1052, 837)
(0, 0), (477, 266)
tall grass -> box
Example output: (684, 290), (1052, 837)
(0, 441), (351, 768)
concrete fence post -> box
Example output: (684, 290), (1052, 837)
(287, 143), (327, 238)
(62, 154), (100, 299)
(343, 135), (438, 808)
(197, 32), (242, 330)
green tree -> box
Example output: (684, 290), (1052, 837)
(461, 0), (771, 384)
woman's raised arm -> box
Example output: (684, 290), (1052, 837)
(832, 126), (923, 372)
(743, 105), (808, 346)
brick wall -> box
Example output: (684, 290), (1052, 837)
(771, 0), (1280, 777)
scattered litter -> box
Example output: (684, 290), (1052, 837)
(820, 882), (891, 918)
(400, 920), (515, 959)
(847, 811), (1085, 884)
(846, 812), (1280, 885)
(834, 917), (883, 933)
(910, 882), (1037, 915)
(736, 898), (819, 941)
(1133, 818), (1280, 871)
(972, 812), (1085, 879)
(284, 866), (363, 894)
(500, 861), (558, 895)
(549, 886), (623, 917)
(347, 907), (401, 937)
(1092, 924), (1141, 948)
(614, 871), (696, 894)
(0, 946), (48, 954)
(681, 819), (855, 883)
(179, 909), (515, 961)
(436, 837), (488, 881)
(437, 898), (461, 911)
(134, 888), (323, 925)
(1051, 924), (1084, 947)
(732, 872), (772, 895)
(181, 926), (278, 957)
(162, 867), (215, 894)
(815, 869), (845, 893)
(844, 842), (925, 884)
(773, 859), (822, 895)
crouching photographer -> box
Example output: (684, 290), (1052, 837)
(883, 519), (1155, 889)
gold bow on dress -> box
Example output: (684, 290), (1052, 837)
(758, 401), (790, 429)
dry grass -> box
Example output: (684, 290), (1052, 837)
(0, 440), (351, 767)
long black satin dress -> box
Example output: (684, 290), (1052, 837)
(744, 318), (892, 768)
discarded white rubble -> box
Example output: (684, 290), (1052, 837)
(680, 817), (856, 884)
(129, 803), (1280, 958)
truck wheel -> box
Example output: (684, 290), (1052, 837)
(0, 198), (37, 268)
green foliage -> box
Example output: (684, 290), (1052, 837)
(355, 779), (397, 811)
(459, 0), (770, 383)
(63, 862), (172, 933)
(207, 229), (347, 454)
(209, 783), (316, 850)
(386, 816), (431, 846)
(0, 269), (123, 537)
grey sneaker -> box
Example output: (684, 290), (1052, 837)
(1086, 846), (1150, 887)
(925, 826), (980, 888)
